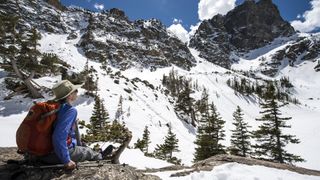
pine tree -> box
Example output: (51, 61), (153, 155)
(162, 126), (180, 159)
(197, 88), (209, 115)
(107, 120), (126, 143)
(253, 97), (304, 163)
(194, 102), (226, 162)
(142, 126), (151, 152)
(194, 101), (212, 161)
(0, 15), (42, 98)
(167, 68), (178, 96)
(134, 138), (145, 152)
(115, 95), (124, 121)
(175, 80), (196, 126)
(82, 65), (98, 96)
(85, 95), (109, 142)
(18, 27), (41, 72)
(208, 102), (226, 155)
(154, 126), (180, 164)
(134, 126), (151, 153)
(229, 106), (251, 157)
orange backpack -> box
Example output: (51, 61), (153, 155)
(16, 101), (60, 156)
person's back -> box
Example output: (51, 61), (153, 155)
(39, 80), (113, 169)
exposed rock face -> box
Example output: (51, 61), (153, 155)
(225, 0), (295, 49)
(189, 15), (233, 68)
(0, 147), (160, 180)
(0, 0), (195, 71)
(263, 35), (320, 76)
(80, 10), (195, 70)
(189, 0), (295, 68)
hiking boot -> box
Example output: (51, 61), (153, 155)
(101, 145), (114, 160)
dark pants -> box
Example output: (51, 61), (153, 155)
(39, 146), (102, 164)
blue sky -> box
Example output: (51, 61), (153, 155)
(60, 0), (320, 33)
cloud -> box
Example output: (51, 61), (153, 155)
(291, 0), (320, 32)
(167, 23), (189, 43)
(172, 18), (183, 24)
(198, 0), (236, 21)
(94, 3), (104, 11)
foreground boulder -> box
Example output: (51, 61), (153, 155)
(140, 154), (320, 178)
(0, 147), (160, 180)
(2, 148), (320, 179)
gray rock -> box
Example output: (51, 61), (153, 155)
(0, 0), (195, 72)
(189, 0), (295, 69)
(0, 147), (161, 180)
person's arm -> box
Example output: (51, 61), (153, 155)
(52, 107), (77, 164)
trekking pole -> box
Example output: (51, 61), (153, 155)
(20, 162), (108, 170)
(21, 164), (65, 169)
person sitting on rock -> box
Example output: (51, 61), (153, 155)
(39, 80), (132, 169)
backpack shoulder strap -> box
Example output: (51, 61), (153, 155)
(39, 102), (61, 120)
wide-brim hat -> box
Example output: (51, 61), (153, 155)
(51, 80), (83, 101)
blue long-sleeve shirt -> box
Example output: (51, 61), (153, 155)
(52, 103), (78, 164)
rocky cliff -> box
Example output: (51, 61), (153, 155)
(0, 0), (195, 72)
(80, 8), (195, 70)
(189, 0), (295, 69)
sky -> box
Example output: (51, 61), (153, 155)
(60, 0), (320, 33)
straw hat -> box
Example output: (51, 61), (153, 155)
(52, 80), (83, 101)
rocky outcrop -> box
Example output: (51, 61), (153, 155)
(80, 10), (195, 70)
(263, 35), (320, 76)
(225, 0), (295, 49)
(189, 0), (295, 69)
(2, 149), (320, 179)
(140, 154), (320, 178)
(0, 0), (195, 72)
(0, 147), (160, 180)
(190, 155), (320, 177)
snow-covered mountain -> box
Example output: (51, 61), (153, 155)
(1, 0), (320, 179)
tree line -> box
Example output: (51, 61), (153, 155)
(226, 76), (300, 104)
(160, 68), (304, 164)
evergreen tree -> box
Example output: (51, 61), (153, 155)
(142, 126), (151, 152)
(134, 138), (145, 152)
(208, 102), (226, 155)
(162, 126), (180, 159)
(175, 80), (196, 126)
(134, 126), (151, 153)
(196, 88), (209, 115)
(0, 15), (42, 98)
(84, 95), (109, 142)
(194, 102), (226, 162)
(229, 106), (251, 157)
(115, 95), (124, 121)
(194, 101), (212, 161)
(82, 65), (98, 96)
(154, 126), (180, 164)
(253, 97), (304, 163)
(18, 27), (42, 72)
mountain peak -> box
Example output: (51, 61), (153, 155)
(224, 0), (295, 49)
(189, 0), (295, 68)
(108, 8), (127, 19)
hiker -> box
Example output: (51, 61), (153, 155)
(38, 80), (115, 170)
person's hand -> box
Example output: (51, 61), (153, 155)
(64, 160), (76, 170)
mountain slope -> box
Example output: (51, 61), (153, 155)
(0, 0), (320, 174)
